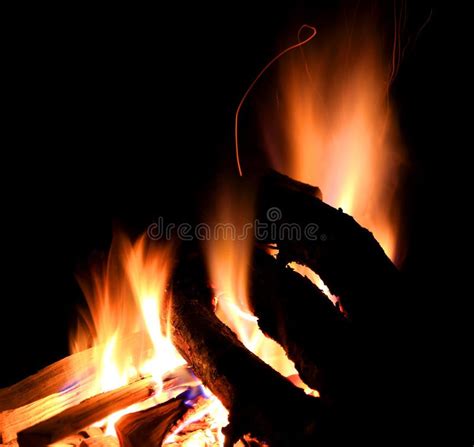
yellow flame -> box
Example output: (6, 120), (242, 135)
(287, 262), (338, 306)
(270, 26), (403, 263)
(124, 237), (185, 384)
(204, 189), (313, 383)
(70, 234), (185, 435)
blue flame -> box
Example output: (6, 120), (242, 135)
(60, 379), (79, 393)
(179, 384), (208, 407)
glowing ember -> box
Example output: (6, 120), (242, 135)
(164, 392), (228, 446)
(287, 262), (338, 306)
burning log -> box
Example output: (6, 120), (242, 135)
(79, 436), (119, 447)
(0, 348), (98, 444)
(0, 333), (151, 444)
(116, 386), (230, 447)
(45, 430), (118, 447)
(168, 256), (333, 447)
(3, 427), (119, 446)
(46, 435), (84, 446)
(164, 393), (226, 446)
(17, 377), (156, 447)
(77, 427), (119, 446)
(1, 391), (94, 446)
(115, 395), (186, 447)
(0, 345), (97, 412)
(249, 249), (356, 405)
(257, 170), (402, 324)
(258, 172), (409, 443)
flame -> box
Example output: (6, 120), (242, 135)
(124, 237), (185, 384)
(204, 189), (315, 386)
(287, 262), (338, 306)
(164, 393), (228, 446)
(268, 25), (404, 263)
(70, 234), (185, 435)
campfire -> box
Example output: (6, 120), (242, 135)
(1, 19), (404, 447)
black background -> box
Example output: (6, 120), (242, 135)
(1, 0), (468, 441)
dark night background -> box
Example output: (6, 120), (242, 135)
(1, 0), (468, 443)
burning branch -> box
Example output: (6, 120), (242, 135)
(0, 333), (151, 444)
(167, 253), (332, 446)
(17, 376), (156, 447)
(0, 346), (98, 444)
(249, 248), (356, 406)
(258, 170), (402, 324)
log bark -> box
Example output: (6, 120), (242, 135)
(249, 249), (357, 406)
(257, 170), (402, 324)
(168, 256), (334, 447)
(115, 396), (186, 447)
(17, 377), (155, 447)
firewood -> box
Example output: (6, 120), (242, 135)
(13, 426), (114, 447)
(0, 333), (151, 444)
(168, 255), (334, 447)
(167, 395), (215, 435)
(0, 332), (151, 412)
(0, 346), (97, 442)
(1, 390), (94, 445)
(79, 436), (119, 447)
(257, 170), (402, 324)
(258, 171), (409, 444)
(17, 377), (155, 447)
(0, 347), (97, 414)
(115, 396), (187, 447)
(77, 428), (103, 438)
(249, 248), (357, 405)
(49, 434), (84, 446)
(0, 441), (19, 447)
(166, 429), (221, 447)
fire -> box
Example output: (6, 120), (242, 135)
(70, 225), (315, 442)
(287, 262), (338, 306)
(124, 238), (185, 384)
(71, 234), (230, 443)
(268, 25), (404, 263)
(70, 235), (186, 435)
(67, 24), (403, 445)
(204, 188), (317, 396)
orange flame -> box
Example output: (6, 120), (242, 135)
(204, 188), (317, 396)
(268, 26), (404, 263)
(70, 235), (186, 434)
(124, 237), (185, 383)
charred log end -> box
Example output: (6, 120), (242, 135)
(115, 397), (187, 447)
